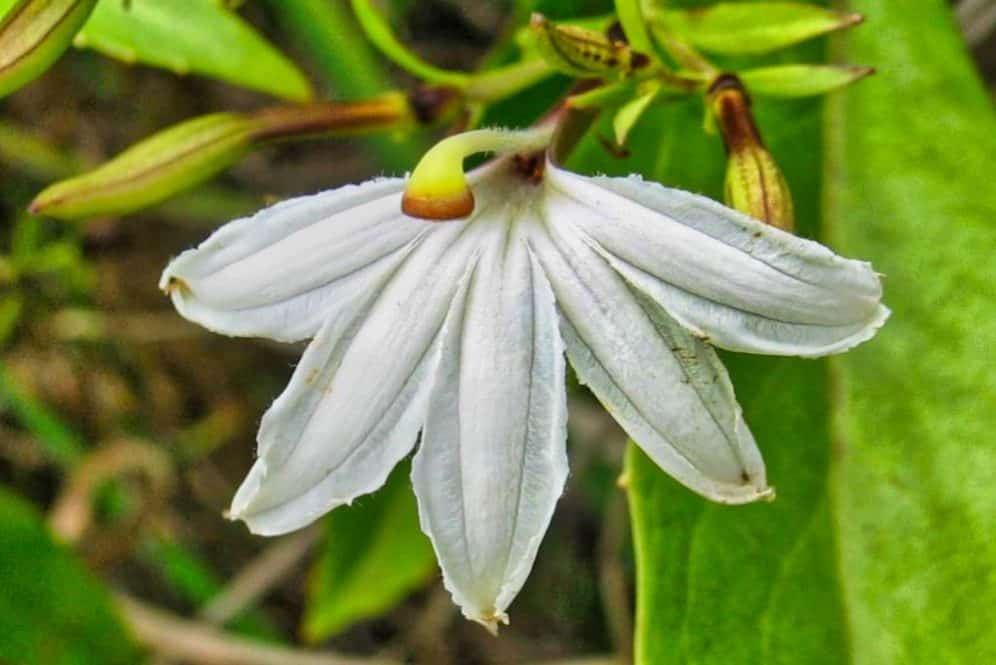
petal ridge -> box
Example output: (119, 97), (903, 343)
(230, 220), (486, 534)
(528, 214), (769, 503)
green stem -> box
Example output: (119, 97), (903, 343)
(464, 58), (553, 104)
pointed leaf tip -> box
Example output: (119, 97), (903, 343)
(652, 3), (866, 55)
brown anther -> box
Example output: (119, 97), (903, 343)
(401, 189), (475, 221)
(512, 152), (545, 184)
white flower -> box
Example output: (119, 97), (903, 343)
(160, 137), (887, 631)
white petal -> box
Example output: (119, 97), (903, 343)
(160, 178), (433, 342)
(545, 167), (889, 357)
(529, 217), (769, 504)
(230, 221), (485, 535)
(412, 195), (568, 632)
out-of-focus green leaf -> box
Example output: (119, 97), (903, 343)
(0, 487), (139, 664)
(139, 537), (280, 640)
(612, 81), (661, 146)
(350, 0), (468, 86)
(740, 63), (873, 97)
(73, 0), (313, 101)
(0, 294), (22, 345)
(0, 360), (85, 468)
(615, 0), (656, 54)
(264, 0), (423, 173)
(0, 120), (83, 180)
(826, 0), (996, 662)
(0, 0), (98, 99)
(651, 2), (861, 55)
(303, 462), (436, 641)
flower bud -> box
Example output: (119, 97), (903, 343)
(31, 94), (420, 220)
(30, 113), (259, 220)
(651, 2), (862, 55)
(0, 0), (99, 99)
(710, 75), (794, 232)
(529, 13), (649, 78)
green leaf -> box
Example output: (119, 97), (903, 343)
(74, 0), (313, 102)
(303, 461), (436, 641)
(612, 81), (661, 146)
(0, 360), (85, 468)
(264, 0), (424, 173)
(652, 2), (862, 55)
(0, 487), (138, 664)
(740, 63), (874, 97)
(615, 0), (656, 54)
(349, 0), (468, 86)
(825, 0), (996, 662)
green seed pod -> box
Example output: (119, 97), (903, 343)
(0, 0), (99, 99)
(530, 13), (648, 78)
(30, 113), (260, 220)
(710, 75), (794, 232)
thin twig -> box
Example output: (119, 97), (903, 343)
(200, 526), (320, 625)
(48, 438), (174, 543)
(118, 593), (398, 665)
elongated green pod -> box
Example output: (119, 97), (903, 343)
(30, 94), (418, 220)
(30, 113), (260, 220)
(0, 0), (98, 98)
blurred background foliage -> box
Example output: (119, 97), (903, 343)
(0, 1), (994, 664)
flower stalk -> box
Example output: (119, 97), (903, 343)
(402, 126), (554, 220)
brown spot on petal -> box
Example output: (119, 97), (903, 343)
(163, 276), (189, 296)
(401, 188), (475, 221)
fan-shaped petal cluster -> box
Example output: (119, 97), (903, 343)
(161, 157), (887, 630)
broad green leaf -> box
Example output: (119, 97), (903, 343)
(73, 0), (313, 102)
(0, 487), (138, 664)
(826, 0), (996, 662)
(303, 462), (436, 641)
(651, 2), (861, 55)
